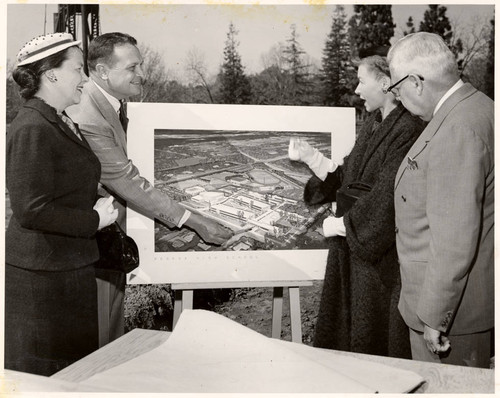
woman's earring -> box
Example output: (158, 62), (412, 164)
(46, 71), (58, 82)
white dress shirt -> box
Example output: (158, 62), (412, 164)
(92, 79), (121, 114)
(433, 79), (464, 116)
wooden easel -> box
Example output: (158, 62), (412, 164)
(172, 280), (312, 343)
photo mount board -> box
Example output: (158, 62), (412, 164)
(126, 103), (355, 285)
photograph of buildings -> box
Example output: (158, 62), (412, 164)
(154, 130), (333, 252)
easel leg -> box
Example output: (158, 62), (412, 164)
(182, 290), (194, 311)
(173, 289), (183, 330)
(289, 287), (302, 343)
(173, 289), (194, 330)
(272, 286), (284, 339)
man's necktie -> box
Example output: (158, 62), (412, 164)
(119, 100), (129, 133)
(58, 112), (82, 140)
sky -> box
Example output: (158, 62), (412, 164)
(5, 1), (496, 80)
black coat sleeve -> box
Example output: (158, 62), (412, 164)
(303, 166), (344, 205)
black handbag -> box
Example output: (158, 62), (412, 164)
(335, 182), (372, 217)
(95, 222), (139, 273)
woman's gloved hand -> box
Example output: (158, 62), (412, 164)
(289, 138), (337, 180)
(94, 196), (119, 230)
(289, 137), (316, 162)
(322, 215), (346, 237)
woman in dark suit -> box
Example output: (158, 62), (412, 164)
(290, 54), (425, 358)
(5, 33), (118, 376)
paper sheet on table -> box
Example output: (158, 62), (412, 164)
(1, 369), (112, 393)
(80, 310), (423, 393)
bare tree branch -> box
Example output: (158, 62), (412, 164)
(451, 15), (491, 74)
(184, 47), (214, 103)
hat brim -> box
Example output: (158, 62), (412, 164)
(17, 40), (82, 67)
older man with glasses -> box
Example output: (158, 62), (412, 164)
(387, 32), (494, 368)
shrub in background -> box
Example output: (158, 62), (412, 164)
(124, 284), (174, 332)
(124, 285), (233, 332)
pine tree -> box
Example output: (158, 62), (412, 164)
(419, 5), (463, 63)
(218, 22), (252, 104)
(404, 16), (416, 36)
(283, 24), (307, 85)
(319, 5), (352, 106)
(282, 24), (312, 104)
(419, 5), (453, 44)
(348, 5), (395, 57)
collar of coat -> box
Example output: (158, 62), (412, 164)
(22, 97), (91, 148)
(358, 103), (408, 166)
(23, 97), (61, 123)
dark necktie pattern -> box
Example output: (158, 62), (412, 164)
(58, 112), (82, 140)
(119, 100), (128, 133)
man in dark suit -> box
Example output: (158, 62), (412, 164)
(388, 32), (494, 368)
(67, 32), (232, 346)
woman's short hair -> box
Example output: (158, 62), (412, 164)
(12, 48), (71, 100)
(357, 55), (391, 81)
(358, 45), (390, 59)
(87, 32), (138, 71)
(388, 32), (458, 81)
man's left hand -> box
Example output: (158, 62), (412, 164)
(423, 324), (451, 355)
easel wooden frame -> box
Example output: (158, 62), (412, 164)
(171, 281), (312, 343)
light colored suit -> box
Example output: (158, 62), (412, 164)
(67, 80), (186, 227)
(394, 83), (494, 337)
(67, 80), (186, 345)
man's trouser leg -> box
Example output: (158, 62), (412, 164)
(95, 268), (126, 347)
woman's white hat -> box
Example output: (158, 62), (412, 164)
(17, 33), (81, 67)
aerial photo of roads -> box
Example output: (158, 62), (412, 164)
(154, 129), (333, 252)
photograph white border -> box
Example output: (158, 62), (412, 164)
(126, 103), (355, 284)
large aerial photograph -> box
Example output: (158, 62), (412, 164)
(154, 130), (333, 252)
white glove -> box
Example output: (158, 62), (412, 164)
(322, 216), (346, 237)
(289, 137), (315, 162)
(94, 196), (119, 230)
(289, 138), (337, 181)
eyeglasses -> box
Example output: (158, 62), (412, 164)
(384, 74), (425, 96)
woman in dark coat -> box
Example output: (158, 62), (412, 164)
(5, 33), (118, 376)
(291, 55), (425, 358)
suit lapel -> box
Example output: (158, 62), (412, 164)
(55, 117), (92, 149)
(86, 81), (128, 152)
(394, 83), (477, 190)
(72, 122), (95, 150)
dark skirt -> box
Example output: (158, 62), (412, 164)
(313, 238), (411, 359)
(4, 262), (99, 376)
